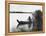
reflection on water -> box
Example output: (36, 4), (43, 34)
(10, 10), (43, 32)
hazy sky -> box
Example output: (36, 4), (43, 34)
(10, 4), (42, 13)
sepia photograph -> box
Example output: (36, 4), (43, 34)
(9, 4), (43, 32)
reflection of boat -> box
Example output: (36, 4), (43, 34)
(17, 16), (32, 28)
(16, 16), (33, 32)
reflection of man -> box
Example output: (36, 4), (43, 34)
(35, 10), (43, 31)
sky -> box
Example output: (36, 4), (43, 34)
(10, 4), (42, 12)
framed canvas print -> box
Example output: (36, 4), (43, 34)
(5, 1), (45, 36)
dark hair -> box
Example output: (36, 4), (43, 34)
(35, 10), (42, 16)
